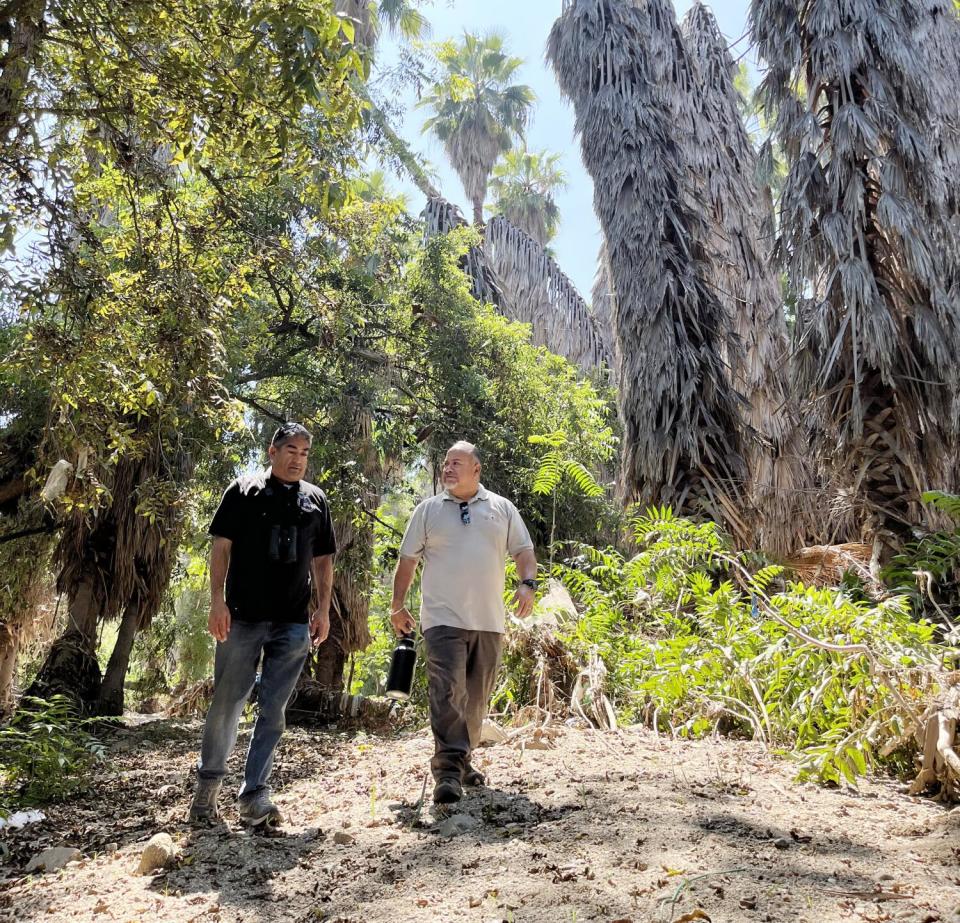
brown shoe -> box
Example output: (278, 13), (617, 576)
(433, 778), (463, 804)
(462, 766), (485, 787)
(188, 778), (222, 825)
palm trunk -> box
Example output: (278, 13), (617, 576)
(97, 603), (141, 716)
(25, 574), (102, 711)
(0, 621), (21, 717)
(472, 197), (484, 228)
(365, 99), (441, 199)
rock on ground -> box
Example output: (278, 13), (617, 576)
(136, 833), (177, 875)
(24, 847), (81, 874)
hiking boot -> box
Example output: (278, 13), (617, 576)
(462, 765), (485, 787)
(433, 777), (463, 805)
(238, 788), (283, 827)
(188, 777), (222, 825)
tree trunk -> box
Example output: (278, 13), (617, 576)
(472, 197), (484, 228)
(0, 621), (21, 718)
(97, 604), (141, 716)
(24, 574), (102, 711)
(0, 0), (47, 142)
(309, 589), (348, 691)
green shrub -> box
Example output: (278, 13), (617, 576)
(884, 490), (960, 626)
(0, 696), (108, 814)
(550, 508), (952, 785)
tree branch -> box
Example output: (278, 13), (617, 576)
(0, 521), (58, 545)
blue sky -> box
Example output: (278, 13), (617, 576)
(375, 1), (753, 297)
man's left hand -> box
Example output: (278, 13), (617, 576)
(309, 609), (330, 646)
(512, 584), (535, 619)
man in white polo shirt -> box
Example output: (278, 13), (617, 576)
(391, 440), (538, 804)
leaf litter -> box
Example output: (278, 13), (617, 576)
(0, 717), (959, 922)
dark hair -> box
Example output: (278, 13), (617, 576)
(271, 422), (313, 448)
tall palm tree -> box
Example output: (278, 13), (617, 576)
(681, 2), (809, 554)
(419, 33), (535, 227)
(548, 0), (748, 535)
(26, 446), (191, 715)
(750, 0), (960, 545)
(334, 0), (430, 51)
(489, 147), (566, 246)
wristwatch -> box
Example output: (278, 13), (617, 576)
(520, 578), (538, 590)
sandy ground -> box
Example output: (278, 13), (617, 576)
(2, 716), (960, 923)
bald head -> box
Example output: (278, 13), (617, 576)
(442, 441), (482, 500)
(448, 440), (481, 464)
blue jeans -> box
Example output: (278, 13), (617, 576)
(197, 620), (310, 799)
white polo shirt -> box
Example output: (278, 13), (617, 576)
(398, 484), (534, 633)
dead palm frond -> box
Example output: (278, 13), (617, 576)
(485, 216), (610, 372)
(548, 0), (748, 536)
(423, 195), (503, 307)
(681, 2), (811, 555)
(750, 0), (960, 545)
(425, 195), (609, 373)
(590, 242), (616, 380)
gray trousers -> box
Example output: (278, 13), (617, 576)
(423, 626), (503, 782)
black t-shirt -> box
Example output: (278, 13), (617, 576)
(209, 472), (337, 624)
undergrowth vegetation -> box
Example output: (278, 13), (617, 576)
(342, 490), (960, 788)
(0, 697), (107, 816)
(525, 508), (956, 785)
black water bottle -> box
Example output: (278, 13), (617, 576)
(386, 633), (417, 700)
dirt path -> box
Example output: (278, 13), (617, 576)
(1, 717), (959, 923)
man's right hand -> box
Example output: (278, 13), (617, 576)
(390, 606), (416, 637)
(208, 599), (231, 642)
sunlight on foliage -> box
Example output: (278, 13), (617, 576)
(546, 510), (953, 785)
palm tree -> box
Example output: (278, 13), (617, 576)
(26, 447), (191, 715)
(750, 0), (960, 545)
(548, 0), (748, 535)
(334, 0), (430, 51)
(680, 2), (809, 554)
(489, 147), (566, 246)
(419, 33), (535, 227)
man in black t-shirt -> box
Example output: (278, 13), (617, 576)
(189, 423), (337, 828)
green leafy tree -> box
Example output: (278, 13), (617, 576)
(401, 229), (617, 548)
(2, 1), (367, 713)
(419, 32), (535, 226)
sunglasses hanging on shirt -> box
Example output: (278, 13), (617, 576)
(459, 501), (471, 525)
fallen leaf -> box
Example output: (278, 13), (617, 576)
(676, 911), (711, 923)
